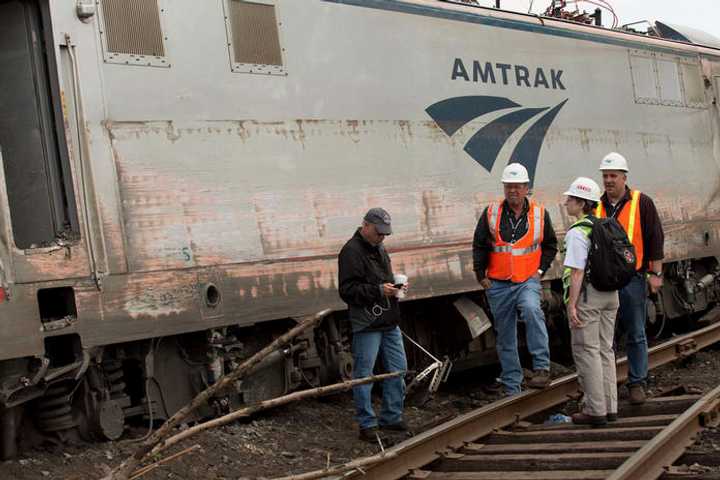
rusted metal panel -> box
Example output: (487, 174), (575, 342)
(0, 0), (709, 354)
(12, 246), (91, 284)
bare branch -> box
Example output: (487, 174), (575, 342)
(128, 445), (202, 480)
(152, 372), (402, 456)
(106, 308), (332, 480)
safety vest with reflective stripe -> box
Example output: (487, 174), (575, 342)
(486, 201), (545, 283)
(595, 190), (643, 270)
(562, 215), (593, 304)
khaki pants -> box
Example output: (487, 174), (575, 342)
(571, 284), (619, 417)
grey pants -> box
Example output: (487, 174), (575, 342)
(571, 284), (620, 417)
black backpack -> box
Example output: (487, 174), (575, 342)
(570, 215), (636, 291)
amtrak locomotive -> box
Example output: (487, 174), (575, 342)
(0, 0), (719, 456)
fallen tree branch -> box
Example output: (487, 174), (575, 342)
(153, 371), (402, 456)
(106, 308), (332, 480)
(128, 444), (202, 480)
(269, 450), (399, 480)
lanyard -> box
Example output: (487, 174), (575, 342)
(507, 211), (526, 243)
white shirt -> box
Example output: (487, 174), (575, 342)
(563, 227), (590, 270)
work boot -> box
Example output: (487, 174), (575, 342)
(358, 426), (381, 443)
(380, 420), (408, 432)
(571, 412), (607, 427)
(629, 385), (646, 405)
(527, 369), (551, 389)
(483, 380), (505, 395)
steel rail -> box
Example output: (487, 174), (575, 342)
(353, 310), (720, 479)
(608, 384), (720, 480)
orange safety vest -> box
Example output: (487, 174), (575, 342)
(595, 190), (643, 270)
(486, 201), (545, 283)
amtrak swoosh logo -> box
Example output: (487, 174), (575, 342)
(426, 96), (568, 186)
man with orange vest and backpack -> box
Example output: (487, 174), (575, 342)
(596, 152), (665, 405)
(473, 163), (558, 396)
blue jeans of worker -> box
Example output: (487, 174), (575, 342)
(617, 273), (648, 386)
(485, 277), (550, 395)
(352, 326), (407, 429)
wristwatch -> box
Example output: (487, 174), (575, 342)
(537, 269), (544, 277)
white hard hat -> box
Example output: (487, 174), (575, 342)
(564, 177), (602, 202)
(501, 163), (530, 183)
(599, 152), (629, 172)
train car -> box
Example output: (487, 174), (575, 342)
(0, 0), (719, 457)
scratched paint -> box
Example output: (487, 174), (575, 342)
(2, 0), (720, 361)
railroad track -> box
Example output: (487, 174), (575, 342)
(352, 309), (720, 480)
(407, 389), (719, 480)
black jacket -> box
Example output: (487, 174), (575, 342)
(473, 199), (558, 280)
(338, 229), (401, 332)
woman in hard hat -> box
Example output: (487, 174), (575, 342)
(563, 177), (619, 426)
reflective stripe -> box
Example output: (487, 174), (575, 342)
(532, 205), (542, 245)
(512, 244), (540, 255)
(595, 202), (604, 217)
(491, 244), (539, 255)
(627, 190), (641, 243)
(488, 203), (500, 239)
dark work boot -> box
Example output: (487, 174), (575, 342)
(483, 381), (505, 395)
(527, 370), (551, 389)
(380, 420), (408, 432)
(629, 385), (646, 405)
(358, 426), (381, 443)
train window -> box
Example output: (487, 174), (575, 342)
(629, 51), (705, 109)
(223, 0), (286, 75)
(97, 0), (170, 68)
(681, 63), (705, 107)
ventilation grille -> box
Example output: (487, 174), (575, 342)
(101, 0), (165, 57)
(228, 0), (282, 67)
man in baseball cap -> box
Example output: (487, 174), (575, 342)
(363, 207), (392, 236)
(338, 208), (410, 442)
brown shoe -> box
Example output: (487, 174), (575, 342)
(527, 369), (551, 389)
(571, 412), (607, 426)
(629, 385), (646, 405)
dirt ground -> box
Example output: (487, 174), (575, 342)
(3, 345), (720, 480)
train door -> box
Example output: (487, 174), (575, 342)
(0, 0), (91, 283)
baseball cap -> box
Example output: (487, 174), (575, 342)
(364, 208), (392, 235)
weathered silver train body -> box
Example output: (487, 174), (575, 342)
(0, 0), (719, 454)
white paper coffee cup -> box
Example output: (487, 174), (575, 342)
(393, 274), (408, 299)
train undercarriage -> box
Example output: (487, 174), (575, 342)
(1, 256), (719, 459)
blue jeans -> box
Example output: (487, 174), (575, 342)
(485, 277), (550, 395)
(352, 326), (407, 429)
(617, 273), (648, 386)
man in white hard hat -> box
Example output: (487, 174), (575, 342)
(563, 177), (619, 426)
(596, 152), (665, 405)
(473, 163), (558, 395)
